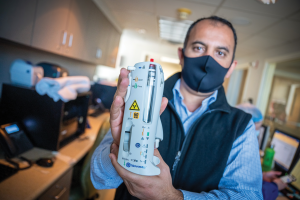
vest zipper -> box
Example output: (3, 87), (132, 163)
(171, 109), (222, 182)
(172, 151), (181, 171)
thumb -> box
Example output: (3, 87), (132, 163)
(154, 148), (163, 159)
(153, 148), (166, 166)
(160, 97), (168, 115)
(274, 171), (282, 175)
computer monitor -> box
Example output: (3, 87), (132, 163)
(271, 129), (300, 172)
(89, 83), (117, 117)
(290, 158), (300, 191)
(90, 83), (117, 109)
(258, 125), (270, 151)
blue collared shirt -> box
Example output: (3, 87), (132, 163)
(91, 79), (263, 199)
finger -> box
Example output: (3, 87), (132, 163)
(114, 69), (129, 99)
(274, 171), (282, 175)
(160, 97), (168, 115)
(110, 96), (124, 122)
(111, 143), (119, 158)
(109, 152), (141, 182)
(110, 96), (125, 145)
(153, 149), (169, 172)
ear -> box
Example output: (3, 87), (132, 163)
(178, 47), (184, 69)
(225, 60), (237, 78)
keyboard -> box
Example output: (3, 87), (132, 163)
(0, 163), (18, 182)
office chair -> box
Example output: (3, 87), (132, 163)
(70, 115), (111, 200)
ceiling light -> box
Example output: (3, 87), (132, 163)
(177, 8), (192, 20)
(158, 16), (193, 44)
(137, 28), (146, 34)
(257, 0), (278, 5)
(160, 56), (180, 64)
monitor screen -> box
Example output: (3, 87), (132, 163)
(5, 124), (19, 134)
(258, 126), (266, 149)
(271, 130), (300, 171)
(91, 83), (117, 109)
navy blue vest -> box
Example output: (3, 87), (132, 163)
(114, 73), (251, 200)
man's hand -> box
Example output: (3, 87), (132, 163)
(110, 145), (183, 200)
(109, 68), (168, 147)
(109, 68), (174, 199)
(273, 178), (288, 190)
(262, 171), (282, 182)
(110, 68), (130, 146)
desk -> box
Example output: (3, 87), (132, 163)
(0, 112), (110, 200)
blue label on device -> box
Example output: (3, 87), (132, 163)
(135, 143), (140, 148)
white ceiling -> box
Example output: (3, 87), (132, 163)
(96, 0), (300, 58)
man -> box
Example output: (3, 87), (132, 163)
(91, 16), (263, 199)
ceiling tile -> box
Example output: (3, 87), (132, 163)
(259, 20), (300, 41)
(215, 8), (279, 35)
(223, 0), (300, 17)
(236, 31), (252, 42)
(104, 0), (155, 14)
(235, 45), (256, 58)
(239, 35), (286, 49)
(112, 11), (158, 34)
(290, 11), (300, 21)
(184, 0), (223, 6)
(155, 0), (216, 21)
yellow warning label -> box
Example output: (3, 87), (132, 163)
(129, 100), (140, 111)
(133, 112), (139, 119)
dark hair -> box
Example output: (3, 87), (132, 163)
(183, 16), (237, 61)
(248, 98), (253, 104)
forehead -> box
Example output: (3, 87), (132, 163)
(188, 19), (235, 50)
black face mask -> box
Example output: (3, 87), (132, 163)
(181, 49), (230, 93)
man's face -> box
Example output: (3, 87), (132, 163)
(179, 19), (237, 74)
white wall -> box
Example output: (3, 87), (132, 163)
(115, 29), (181, 79)
(234, 38), (300, 115)
(226, 69), (244, 106)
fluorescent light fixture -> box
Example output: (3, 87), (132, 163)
(160, 56), (180, 64)
(137, 28), (146, 34)
(257, 0), (277, 4)
(158, 16), (193, 44)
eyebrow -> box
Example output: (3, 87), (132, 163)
(217, 46), (230, 53)
(191, 41), (206, 46)
(191, 41), (230, 53)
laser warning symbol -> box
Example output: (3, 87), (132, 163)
(129, 100), (140, 111)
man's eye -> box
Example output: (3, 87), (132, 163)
(217, 51), (225, 56)
(194, 46), (203, 51)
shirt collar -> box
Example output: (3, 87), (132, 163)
(172, 79), (218, 108)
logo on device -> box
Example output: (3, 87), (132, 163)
(126, 162), (146, 169)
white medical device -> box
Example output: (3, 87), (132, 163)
(10, 59), (44, 87)
(117, 60), (164, 176)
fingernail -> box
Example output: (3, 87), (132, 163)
(109, 155), (112, 159)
